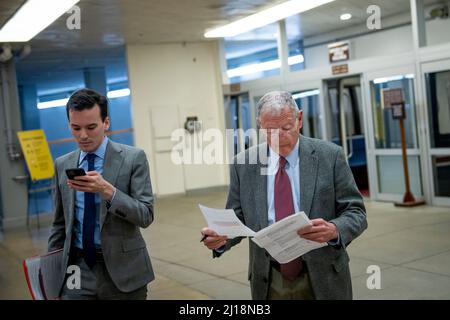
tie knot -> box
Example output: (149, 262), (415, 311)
(279, 156), (288, 169)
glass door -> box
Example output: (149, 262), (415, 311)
(422, 59), (450, 206)
(363, 67), (424, 202)
(291, 89), (323, 140)
(324, 76), (370, 197)
(224, 93), (252, 155)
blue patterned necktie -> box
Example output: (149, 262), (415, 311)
(83, 153), (96, 268)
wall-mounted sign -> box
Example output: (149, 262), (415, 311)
(382, 88), (404, 108)
(17, 129), (54, 181)
(230, 83), (241, 92)
(328, 41), (350, 63)
(331, 64), (349, 75)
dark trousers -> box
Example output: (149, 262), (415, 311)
(61, 248), (147, 300)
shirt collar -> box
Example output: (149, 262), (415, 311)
(285, 139), (299, 168)
(79, 136), (109, 163)
(268, 138), (299, 172)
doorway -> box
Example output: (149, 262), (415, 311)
(363, 68), (423, 203)
(423, 59), (450, 206)
(292, 89), (322, 140)
(324, 76), (370, 196)
(224, 93), (252, 155)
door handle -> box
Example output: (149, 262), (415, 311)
(12, 175), (29, 183)
(347, 134), (354, 159)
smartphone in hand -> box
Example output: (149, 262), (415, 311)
(65, 168), (86, 180)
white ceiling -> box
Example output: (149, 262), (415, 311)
(0, 0), (446, 94)
(4, 0), (444, 46)
(6, 0), (287, 93)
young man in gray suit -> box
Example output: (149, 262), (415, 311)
(48, 88), (154, 299)
(201, 91), (367, 300)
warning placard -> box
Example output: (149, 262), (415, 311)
(17, 129), (54, 181)
(382, 88), (404, 108)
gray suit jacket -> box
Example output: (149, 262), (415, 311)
(217, 136), (367, 300)
(48, 140), (155, 293)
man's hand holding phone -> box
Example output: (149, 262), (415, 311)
(66, 168), (116, 201)
(65, 168), (86, 180)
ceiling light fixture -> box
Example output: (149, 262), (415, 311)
(287, 54), (304, 65)
(373, 74), (414, 84)
(292, 89), (320, 100)
(0, 0), (80, 42)
(340, 13), (352, 21)
(227, 54), (304, 78)
(227, 60), (281, 78)
(37, 98), (69, 110)
(38, 88), (131, 109)
(205, 0), (335, 38)
(107, 88), (131, 99)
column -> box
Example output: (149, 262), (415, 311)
(0, 60), (28, 227)
(83, 67), (107, 96)
(18, 84), (40, 130)
(410, 0), (427, 49)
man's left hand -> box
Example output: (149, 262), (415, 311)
(297, 218), (338, 243)
(67, 171), (116, 201)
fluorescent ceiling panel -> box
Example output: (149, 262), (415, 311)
(0, 0), (80, 42)
(205, 0), (335, 38)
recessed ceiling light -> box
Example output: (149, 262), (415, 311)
(340, 13), (352, 21)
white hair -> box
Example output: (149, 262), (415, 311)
(256, 91), (299, 126)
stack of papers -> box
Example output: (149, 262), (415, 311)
(199, 204), (327, 264)
(23, 249), (63, 300)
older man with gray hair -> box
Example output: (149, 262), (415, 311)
(201, 90), (367, 300)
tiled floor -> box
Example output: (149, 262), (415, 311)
(1, 190), (450, 300)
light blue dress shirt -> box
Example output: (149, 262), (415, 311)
(72, 136), (109, 249)
(267, 140), (300, 226)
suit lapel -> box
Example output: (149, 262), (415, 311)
(100, 140), (124, 229)
(66, 150), (80, 232)
(255, 144), (268, 229)
(299, 136), (318, 217)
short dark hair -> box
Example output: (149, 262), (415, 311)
(66, 88), (108, 121)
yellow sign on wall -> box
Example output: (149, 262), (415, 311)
(17, 129), (54, 181)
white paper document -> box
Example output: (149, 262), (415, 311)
(251, 212), (327, 264)
(199, 204), (256, 238)
(199, 205), (327, 263)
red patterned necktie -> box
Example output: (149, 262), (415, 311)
(274, 156), (303, 281)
